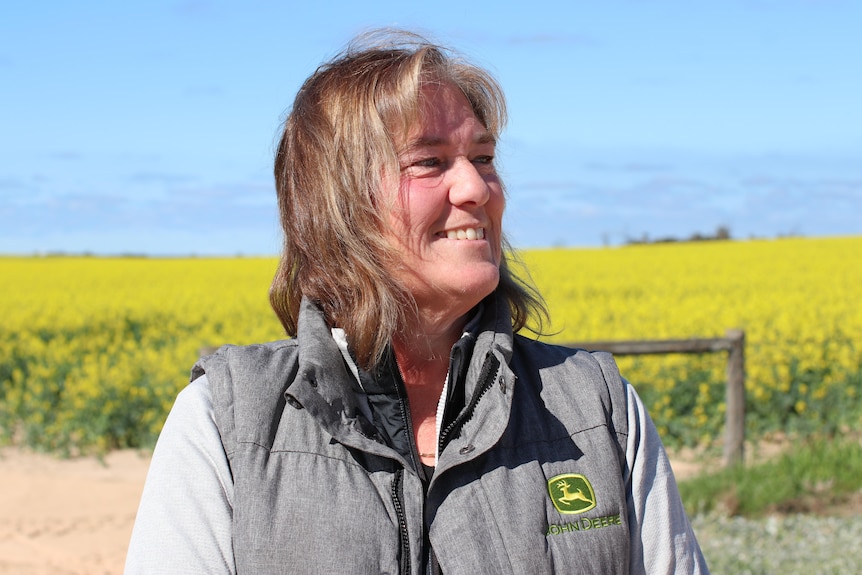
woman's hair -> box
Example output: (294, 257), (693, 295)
(270, 29), (546, 369)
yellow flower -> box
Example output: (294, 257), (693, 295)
(2, 237), (861, 453)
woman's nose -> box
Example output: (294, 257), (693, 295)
(447, 158), (491, 206)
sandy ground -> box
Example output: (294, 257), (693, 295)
(0, 447), (704, 575)
(0, 448), (148, 575)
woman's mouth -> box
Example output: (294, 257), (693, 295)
(438, 227), (485, 240)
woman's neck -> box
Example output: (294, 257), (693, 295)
(391, 332), (453, 388)
(392, 310), (466, 382)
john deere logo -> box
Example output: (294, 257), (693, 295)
(548, 473), (596, 514)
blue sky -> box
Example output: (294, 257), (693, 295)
(2, 0), (860, 255)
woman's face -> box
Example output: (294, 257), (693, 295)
(384, 82), (505, 324)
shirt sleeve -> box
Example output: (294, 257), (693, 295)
(125, 375), (236, 574)
(624, 380), (710, 574)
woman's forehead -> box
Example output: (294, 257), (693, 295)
(400, 83), (489, 147)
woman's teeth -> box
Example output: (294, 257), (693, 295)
(445, 227), (484, 240)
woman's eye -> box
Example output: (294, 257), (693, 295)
(413, 157), (441, 168)
(401, 156), (445, 176)
(472, 156), (496, 173)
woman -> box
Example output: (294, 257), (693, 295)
(126, 30), (708, 574)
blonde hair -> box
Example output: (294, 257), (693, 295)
(271, 29), (546, 369)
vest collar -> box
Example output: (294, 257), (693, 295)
(288, 293), (518, 467)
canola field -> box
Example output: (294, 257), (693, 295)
(1, 236), (860, 454)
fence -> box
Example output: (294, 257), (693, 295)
(563, 329), (746, 468)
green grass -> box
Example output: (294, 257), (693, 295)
(678, 436), (862, 517)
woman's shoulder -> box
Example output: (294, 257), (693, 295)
(200, 338), (299, 361)
(511, 333), (630, 421)
(512, 333), (622, 375)
(190, 339), (303, 458)
(194, 338), (300, 382)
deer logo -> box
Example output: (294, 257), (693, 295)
(548, 473), (596, 514)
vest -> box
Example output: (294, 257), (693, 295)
(195, 296), (632, 574)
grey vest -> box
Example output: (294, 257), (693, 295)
(196, 297), (631, 574)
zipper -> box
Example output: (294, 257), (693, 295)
(392, 356), (422, 471)
(438, 352), (501, 453)
(391, 355), (419, 574)
(391, 468), (412, 574)
(429, 547), (441, 575)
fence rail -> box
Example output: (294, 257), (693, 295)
(562, 329), (746, 468)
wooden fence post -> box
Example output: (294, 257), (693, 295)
(723, 328), (746, 467)
(561, 330), (746, 468)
